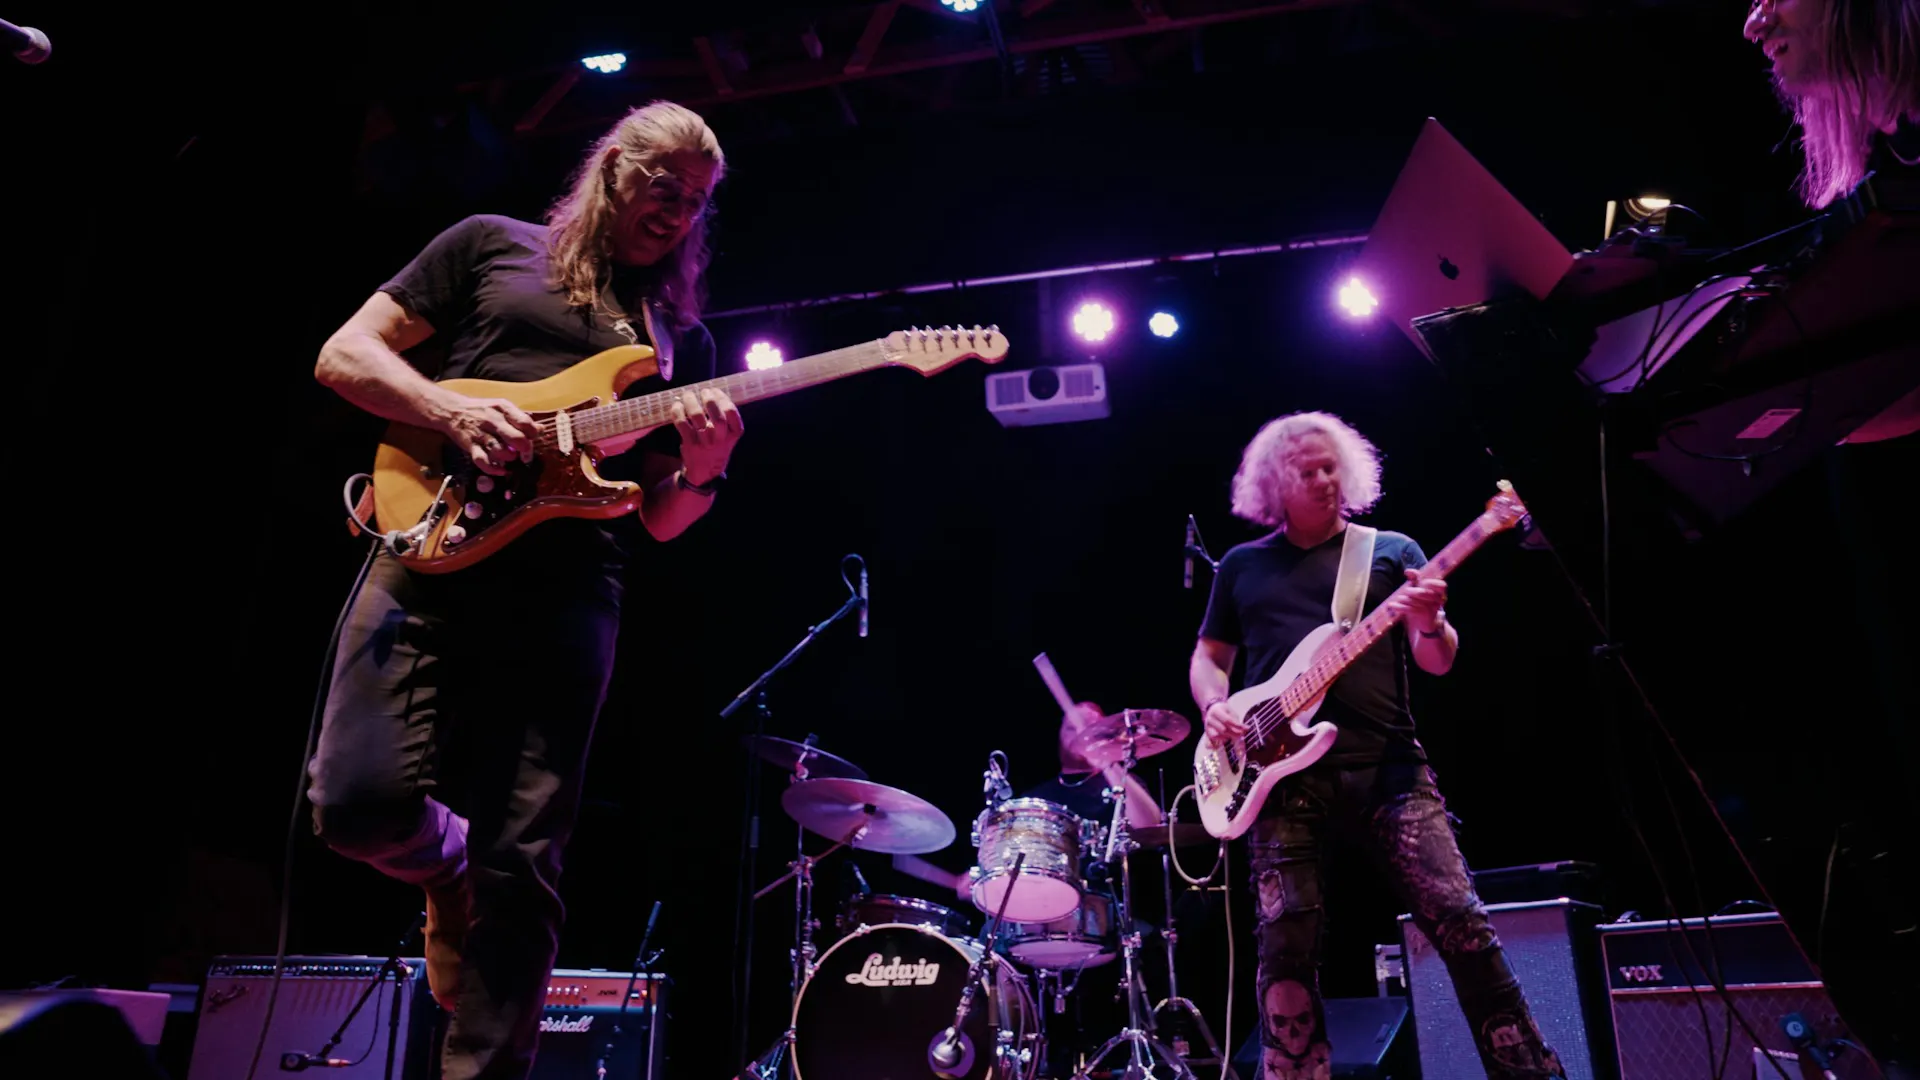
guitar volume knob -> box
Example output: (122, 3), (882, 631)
(474, 475), (495, 493)
(463, 501), (483, 519)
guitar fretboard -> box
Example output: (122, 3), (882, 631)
(568, 340), (892, 445)
(1271, 512), (1507, 717)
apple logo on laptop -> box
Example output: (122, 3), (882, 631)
(1437, 255), (1460, 280)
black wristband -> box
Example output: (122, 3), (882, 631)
(676, 468), (724, 496)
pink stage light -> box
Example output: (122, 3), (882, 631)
(745, 341), (784, 370)
(1072, 302), (1117, 343)
(1336, 276), (1379, 318)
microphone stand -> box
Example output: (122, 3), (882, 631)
(929, 853), (1026, 1080)
(281, 912), (422, 1078)
(599, 901), (664, 1080)
(722, 570), (866, 1079)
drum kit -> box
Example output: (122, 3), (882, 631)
(738, 708), (1236, 1080)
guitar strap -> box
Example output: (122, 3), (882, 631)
(1332, 523), (1377, 632)
(640, 297), (676, 382)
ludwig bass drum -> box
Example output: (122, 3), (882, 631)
(793, 922), (1039, 1080)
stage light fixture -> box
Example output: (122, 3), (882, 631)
(1148, 312), (1179, 338)
(1072, 302), (1117, 343)
(942, 0), (982, 11)
(744, 341), (784, 370)
(1336, 276), (1379, 318)
(581, 53), (627, 74)
(1603, 194), (1672, 238)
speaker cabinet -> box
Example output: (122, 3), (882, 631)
(1400, 898), (1614, 1080)
(1598, 913), (1883, 1080)
(186, 956), (433, 1080)
(526, 969), (668, 1080)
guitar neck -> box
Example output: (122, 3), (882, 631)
(1276, 513), (1507, 716)
(570, 339), (893, 445)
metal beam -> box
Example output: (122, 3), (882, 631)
(702, 231), (1369, 319)
(845, 1), (900, 74)
(514, 68), (580, 135)
(694, 36), (734, 96)
(670, 0), (1355, 109)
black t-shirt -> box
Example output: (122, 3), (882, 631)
(1198, 525), (1429, 767)
(378, 214), (718, 590)
(1019, 774), (1114, 824)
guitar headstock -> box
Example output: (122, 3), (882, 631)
(885, 325), (1010, 376)
(1483, 479), (1529, 532)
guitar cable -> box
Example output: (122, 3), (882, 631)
(344, 472), (452, 558)
(244, 535), (382, 1080)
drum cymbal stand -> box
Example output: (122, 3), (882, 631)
(1150, 770), (1235, 1079)
(741, 812), (866, 1080)
(1074, 726), (1196, 1080)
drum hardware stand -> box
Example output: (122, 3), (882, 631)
(721, 557), (868, 1077)
(1149, 774), (1235, 1079)
(1074, 724), (1197, 1080)
(742, 817), (870, 1080)
(929, 853), (1029, 1080)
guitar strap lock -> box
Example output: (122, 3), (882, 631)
(1332, 523), (1377, 633)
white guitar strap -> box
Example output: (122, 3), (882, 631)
(640, 298), (675, 382)
(1332, 523), (1378, 632)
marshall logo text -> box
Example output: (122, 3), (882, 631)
(1617, 965), (1665, 985)
(539, 1014), (595, 1034)
(845, 954), (942, 987)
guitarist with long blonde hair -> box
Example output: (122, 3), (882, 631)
(1189, 412), (1565, 1080)
(306, 100), (742, 1080)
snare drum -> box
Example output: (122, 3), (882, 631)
(793, 922), (1039, 1080)
(1000, 889), (1118, 970)
(836, 893), (976, 941)
(969, 798), (1088, 923)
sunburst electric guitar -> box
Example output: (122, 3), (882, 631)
(358, 325), (1008, 573)
(1192, 482), (1530, 839)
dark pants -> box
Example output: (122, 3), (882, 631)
(307, 550), (621, 1080)
(1248, 762), (1565, 1080)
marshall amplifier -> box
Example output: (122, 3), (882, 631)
(527, 969), (668, 1080)
(1401, 898), (1614, 1080)
(1598, 912), (1883, 1080)
(186, 956), (434, 1080)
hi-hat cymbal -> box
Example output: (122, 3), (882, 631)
(780, 778), (956, 855)
(742, 735), (867, 781)
(1066, 708), (1192, 769)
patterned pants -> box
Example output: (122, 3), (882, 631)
(1248, 761), (1565, 1080)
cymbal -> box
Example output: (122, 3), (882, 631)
(1130, 822), (1219, 848)
(741, 735), (867, 781)
(1066, 708), (1192, 769)
(780, 778), (956, 855)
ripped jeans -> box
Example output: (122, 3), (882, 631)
(1248, 761), (1565, 1080)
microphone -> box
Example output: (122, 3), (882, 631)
(637, 900), (662, 966)
(928, 1027), (973, 1077)
(279, 1053), (353, 1071)
(1, 17), (50, 63)
(859, 562), (869, 638)
(1184, 517), (1196, 589)
(983, 751), (1012, 804)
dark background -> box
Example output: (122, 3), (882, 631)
(7, 1), (1914, 1076)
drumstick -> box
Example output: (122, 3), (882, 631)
(1032, 652), (1077, 717)
(893, 853), (970, 896)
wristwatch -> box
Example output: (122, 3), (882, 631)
(676, 468), (725, 496)
(1419, 612), (1448, 638)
